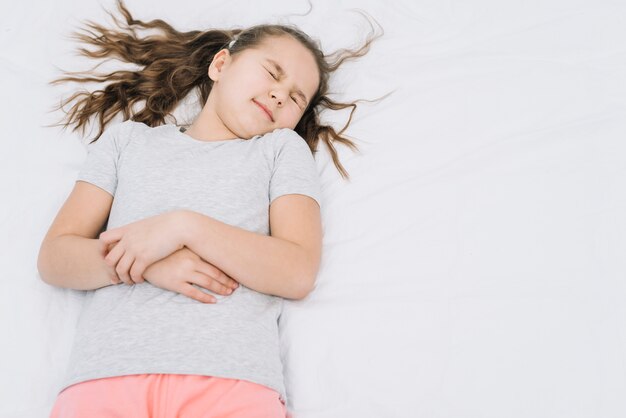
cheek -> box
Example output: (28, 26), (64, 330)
(293, 107), (306, 123)
(223, 72), (260, 98)
(288, 111), (304, 129)
(247, 72), (269, 90)
(281, 107), (300, 123)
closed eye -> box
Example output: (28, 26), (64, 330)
(266, 68), (303, 108)
(266, 69), (278, 80)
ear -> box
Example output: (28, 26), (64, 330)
(208, 49), (231, 82)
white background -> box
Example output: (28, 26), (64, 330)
(0, 0), (624, 417)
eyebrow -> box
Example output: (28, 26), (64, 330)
(265, 58), (309, 106)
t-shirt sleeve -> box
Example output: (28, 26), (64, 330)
(269, 129), (322, 208)
(76, 122), (128, 196)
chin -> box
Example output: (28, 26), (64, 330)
(258, 128), (274, 137)
(241, 128), (268, 139)
(254, 124), (275, 135)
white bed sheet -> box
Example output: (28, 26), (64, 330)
(1, 0), (625, 417)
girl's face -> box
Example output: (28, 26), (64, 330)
(204, 35), (320, 140)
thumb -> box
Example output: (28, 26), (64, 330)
(99, 228), (122, 244)
(97, 239), (111, 257)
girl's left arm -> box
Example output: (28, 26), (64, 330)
(99, 194), (321, 300)
(178, 200), (320, 300)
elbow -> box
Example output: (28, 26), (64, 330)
(37, 245), (51, 285)
(289, 245), (320, 300)
(294, 260), (319, 300)
(37, 240), (57, 285)
(285, 264), (317, 300)
(293, 276), (315, 301)
(282, 268), (311, 301)
(301, 278), (317, 300)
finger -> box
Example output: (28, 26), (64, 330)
(115, 252), (134, 285)
(222, 273), (239, 289)
(99, 228), (124, 245)
(129, 258), (146, 284)
(98, 240), (109, 258)
(189, 272), (234, 296)
(180, 284), (217, 304)
(105, 242), (116, 257)
(195, 263), (238, 290)
(104, 241), (124, 269)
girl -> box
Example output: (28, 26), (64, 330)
(38, 0), (385, 416)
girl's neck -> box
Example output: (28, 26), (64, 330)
(183, 99), (242, 142)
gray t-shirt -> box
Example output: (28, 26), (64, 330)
(60, 120), (322, 404)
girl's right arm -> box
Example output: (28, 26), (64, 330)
(37, 181), (239, 298)
(37, 181), (118, 290)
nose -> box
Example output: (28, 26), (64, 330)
(271, 89), (288, 107)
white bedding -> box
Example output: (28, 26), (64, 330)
(1, 0), (625, 417)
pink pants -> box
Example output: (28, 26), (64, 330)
(49, 374), (289, 418)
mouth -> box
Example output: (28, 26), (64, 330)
(253, 100), (274, 122)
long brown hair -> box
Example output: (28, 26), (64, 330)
(47, 0), (392, 180)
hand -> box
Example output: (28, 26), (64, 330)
(99, 211), (187, 284)
(99, 240), (121, 283)
(137, 247), (240, 303)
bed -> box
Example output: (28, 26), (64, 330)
(1, 0), (625, 416)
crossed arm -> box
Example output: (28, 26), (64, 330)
(99, 194), (322, 300)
